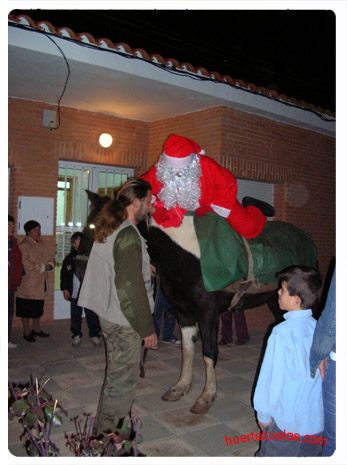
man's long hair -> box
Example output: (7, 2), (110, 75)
(116, 178), (151, 206)
(94, 199), (125, 243)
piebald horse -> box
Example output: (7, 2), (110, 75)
(76, 191), (317, 414)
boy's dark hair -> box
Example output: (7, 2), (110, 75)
(277, 265), (322, 309)
(71, 232), (84, 244)
(8, 215), (15, 223)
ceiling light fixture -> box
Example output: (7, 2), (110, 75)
(99, 133), (113, 148)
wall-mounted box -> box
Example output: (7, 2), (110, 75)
(42, 109), (57, 129)
(17, 196), (54, 235)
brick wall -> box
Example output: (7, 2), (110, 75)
(9, 99), (335, 327)
(9, 99), (150, 325)
(148, 107), (224, 166)
(219, 107), (335, 279)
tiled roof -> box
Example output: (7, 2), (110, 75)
(9, 13), (334, 117)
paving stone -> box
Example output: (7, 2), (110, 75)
(153, 407), (219, 434)
(137, 414), (172, 442)
(207, 398), (253, 423)
(135, 391), (191, 414)
(140, 437), (203, 456)
(184, 423), (243, 456)
(217, 359), (257, 375)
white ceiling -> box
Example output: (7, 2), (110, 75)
(8, 22), (335, 135)
(8, 25), (229, 122)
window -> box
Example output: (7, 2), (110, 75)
(237, 179), (274, 218)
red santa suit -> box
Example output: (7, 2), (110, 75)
(142, 134), (266, 239)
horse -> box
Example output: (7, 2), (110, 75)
(76, 190), (317, 414)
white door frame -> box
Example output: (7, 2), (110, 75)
(54, 161), (134, 319)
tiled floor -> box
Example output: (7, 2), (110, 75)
(8, 316), (272, 457)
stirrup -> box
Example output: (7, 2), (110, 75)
(242, 196), (275, 217)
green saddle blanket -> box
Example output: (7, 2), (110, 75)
(194, 213), (317, 292)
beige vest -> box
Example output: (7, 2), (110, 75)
(78, 220), (154, 326)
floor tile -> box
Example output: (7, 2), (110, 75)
(153, 406), (219, 434)
(184, 423), (242, 456)
(140, 436), (204, 456)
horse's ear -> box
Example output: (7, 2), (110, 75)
(85, 190), (101, 206)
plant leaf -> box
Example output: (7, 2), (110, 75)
(10, 399), (29, 416)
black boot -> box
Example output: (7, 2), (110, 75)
(242, 196), (275, 217)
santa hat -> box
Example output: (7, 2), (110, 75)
(161, 134), (205, 168)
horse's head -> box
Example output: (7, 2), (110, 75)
(75, 189), (151, 280)
(85, 190), (111, 230)
(74, 190), (111, 281)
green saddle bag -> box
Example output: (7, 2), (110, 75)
(194, 213), (317, 292)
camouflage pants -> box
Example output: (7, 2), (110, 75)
(94, 318), (141, 435)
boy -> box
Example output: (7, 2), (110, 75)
(253, 265), (323, 457)
(60, 232), (101, 346)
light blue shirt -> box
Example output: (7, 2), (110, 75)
(253, 309), (323, 435)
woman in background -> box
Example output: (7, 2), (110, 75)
(16, 220), (54, 342)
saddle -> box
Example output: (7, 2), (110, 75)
(223, 235), (277, 309)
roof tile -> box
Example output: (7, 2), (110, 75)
(37, 20), (57, 34)
(134, 48), (151, 60)
(97, 37), (115, 49)
(78, 32), (97, 44)
(57, 27), (76, 39)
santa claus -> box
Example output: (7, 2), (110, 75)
(142, 134), (272, 239)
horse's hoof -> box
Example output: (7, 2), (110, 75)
(161, 385), (190, 402)
(190, 395), (216, 414)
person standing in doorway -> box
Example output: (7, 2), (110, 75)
(78, 178), (157, 435)
(60, 232), (101, 346)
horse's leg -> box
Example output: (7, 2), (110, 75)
(161, 325), (197, 401)
(190, 311), (219, 414)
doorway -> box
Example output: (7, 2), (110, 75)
(54, 161), (134, 319)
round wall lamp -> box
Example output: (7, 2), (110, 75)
(99, 133), (113, 148)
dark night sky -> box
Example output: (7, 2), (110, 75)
(11, 9), (336, 111)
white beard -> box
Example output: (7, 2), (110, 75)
(156, 154), (201, 211)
